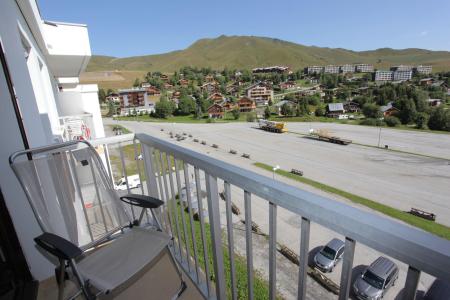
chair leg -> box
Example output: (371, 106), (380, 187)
(68, 259), (95, 300)
(57, 259), (66, 300)
(165, 246), (187, 299)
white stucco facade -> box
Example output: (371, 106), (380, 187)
(0, 0), (104, 281)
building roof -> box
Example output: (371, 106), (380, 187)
(343, 101), (360, 106)
(431, 80), (446, 87)
(238, 96), (254, 103)
(207, 103), (224, 111)
(245, 81), (271, 91)
(327, 103), (344, 112)
(118, 88), (146, 94)
(274, 100), (295, 107)
(380, 102), (399, 113)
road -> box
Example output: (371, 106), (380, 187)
(286, 122), (450, 160)
(104, 119), (446, 298)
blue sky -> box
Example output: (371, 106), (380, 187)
(38, 0), (450, 57)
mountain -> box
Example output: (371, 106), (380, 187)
(85, 35), (450, 73)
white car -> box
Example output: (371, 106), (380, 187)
(114, 174), (141, 191)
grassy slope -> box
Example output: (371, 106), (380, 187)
(254, 162), (450, 240)
(80, 70), (148, 90)
(85, 35), (450, 73)
(173, 202), (276, 299)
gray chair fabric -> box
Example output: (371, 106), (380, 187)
(10, 140), (181, 299)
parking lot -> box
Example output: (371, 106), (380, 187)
(104, 119), (448, 298)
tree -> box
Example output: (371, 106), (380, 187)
(231, 109), (240, 120)
(98, 88), (106, 103)
(280, 103), (293, 116)
(133, 78), (141, 87)
(154, 100), (174, 118)
(428, 107), (450, 131)
(264, 106), (271, 119)
(395, 98), (417, 124)
(362, 103), (381, 119)
(106, 101), (116, 117)
(415, 112), (429, 129)
(177, 96), (195, 115)
(315, 106), (325, 117)
(353, 96), (371, 107)
(384, 116), (401, 127)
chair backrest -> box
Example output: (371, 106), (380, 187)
(10, 141), (130, 249)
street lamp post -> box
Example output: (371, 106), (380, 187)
(272, 165), (280, 180)
(377, 127), (382, 148)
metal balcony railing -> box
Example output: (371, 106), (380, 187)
(88, 133), (450, 300)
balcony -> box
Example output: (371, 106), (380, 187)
(34, 133), (450, 299)
(42, 21), (91, 78)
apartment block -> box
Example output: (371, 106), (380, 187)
(307, 66), (324, 74)
(393, 70), (412, 81)
(246, 83), (273, 106)
(119, 88), (152, 108)
(355, 64), (374, 73)
(340, 64), (355, 73)
(391, 65), (413, 72)
(324, 65), (340, 74)
(375, 70), (394, 81)
(415, 65), (432, 75)
(252, 66), (290, 74)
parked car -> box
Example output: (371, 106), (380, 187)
(114, 174), (141, 191)
(313, 238), (345, 272)
(353, 256), (399, 300)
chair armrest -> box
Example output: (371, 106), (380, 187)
(120, 194), (164, 209)
(34, 233), (82, 260)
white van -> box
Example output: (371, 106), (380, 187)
(115, 174), (141, 191)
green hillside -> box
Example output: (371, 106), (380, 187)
(86, 35), (450, 72)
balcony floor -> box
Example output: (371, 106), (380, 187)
(37, 250), (202, 300)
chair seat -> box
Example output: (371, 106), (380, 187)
(77, 227), (171, 292)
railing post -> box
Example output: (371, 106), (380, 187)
(141, 145), (159, 199)
(181, 162), (200, 283)
(224, 182), (237, 300)
(269, 202), (277, 300)
(338, 237), (356, 300)
(297, 217), (310, 300)
(205, 172), (226, 299)
(403, 266), (420, 300)
(167, 156), (189, 267)
(118, 142), (135, 219)
(141, 144), (162, 224)
(244, 191), (254, 300)
(194, 168), (212, 296)
(162, 152), (182, 260)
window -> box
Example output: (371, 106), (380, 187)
(320, 246), (336, 260)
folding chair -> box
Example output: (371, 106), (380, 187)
(10, 140), (186, 299)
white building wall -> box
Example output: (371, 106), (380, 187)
(0, 0), (103, 281)
(0, 0), (56, 280)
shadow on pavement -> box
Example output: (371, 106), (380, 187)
(308, 246), (322, 267)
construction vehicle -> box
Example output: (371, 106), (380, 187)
(258, 119), (288, 133)
(309, 128), (352, 145)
